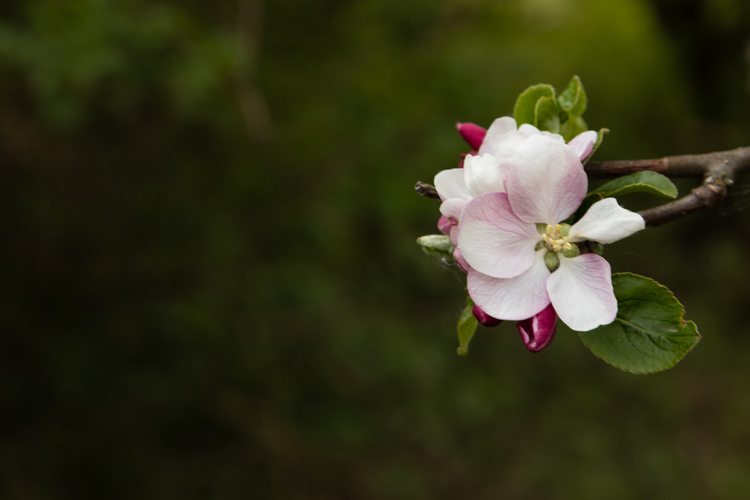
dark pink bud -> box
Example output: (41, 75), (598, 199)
(516, 304), (558, 352)
(472, 305), (502, 327)
(456, 122), (487, 151)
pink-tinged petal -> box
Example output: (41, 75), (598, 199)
(464, 154), (505, 197)
(472, 305), (502, 327)
(453, 247), (470, 273)
(478, 117), (517, 156)
(434, 168), (471, 201)
(516, 303), (557, 352)
(439, 198), (469, 245)
(459, 192), (542, 279)
(568, 198), (645, 244)
(547, 253), (617, 332)
(567, 130), (598, 161)
(456, 122), (486, 151)
(506, 135), (587, 225)
(437, 215), (454, 237)
(467, 250), (551, 321)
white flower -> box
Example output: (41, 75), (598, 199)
(433, 117), (598, 271)
(456, 134), (644, 332)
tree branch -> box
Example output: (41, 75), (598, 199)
(417, 147), (750, 227)
(584, 147), (750, 179)
(590, 147), (750, 227)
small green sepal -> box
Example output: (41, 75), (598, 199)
(560, 244), (580, 258)
(544, 251), (559, 271)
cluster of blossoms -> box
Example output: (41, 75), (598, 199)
(434, 117), (645, 351)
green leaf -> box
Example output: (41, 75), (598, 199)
(513, 84), (555, 126)
(590, 171), (678, 199)
(560, 116), (587, 142)
(578, 273), (701, 374)
(457, 297), (478, 356)
(535, 96), (560, 134)
(557, 75), (587, 119)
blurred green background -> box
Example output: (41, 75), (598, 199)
(1, 0), (750, 498)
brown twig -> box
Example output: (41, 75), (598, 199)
(417, 147), (750, 227)
(585, 147), (750, 179)
(415, 181), (440, 199)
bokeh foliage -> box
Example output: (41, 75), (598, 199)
(1, 0), (750, 498)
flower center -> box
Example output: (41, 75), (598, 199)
(542, 224), (572, 253)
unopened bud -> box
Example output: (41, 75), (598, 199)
(417, 234), (454, 254)
(456, 122), (486, 151)
(516, 304), (557, 352)
(472, 305), (502, 327)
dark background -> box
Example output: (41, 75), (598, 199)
(1, 0), (750, 498)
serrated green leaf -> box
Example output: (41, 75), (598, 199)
(535, 96), (560, 134)
(457, 297), (478, 356)
(513, 84), (555, 126)
(557, 75), (587, 119)
(560, 116), (587, 142)
(590, 171), (678, 199)
(578, 273), (700, 374)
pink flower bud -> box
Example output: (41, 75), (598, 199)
(516, 303), (557, 352)
(472, 305), (502, 327)
(456, 122), (486, 151)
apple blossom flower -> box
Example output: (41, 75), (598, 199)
(457, 134), (645, 332)
(435, 117), (598, 273)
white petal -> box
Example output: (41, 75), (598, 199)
(540, 131), (565, 142)
(434, 168), (471, 201)
(458, 192), (541, 279)
(547, 254), (617, 331)
(568, 198), (645, 244)
(506, 135), (588, 225)
(567, 130), (598, 161)
(464, 154), (505, 197)
(518, 123), (541, 136)
(491, 130), (528, 159)
(478, 117), (517, 156)
(467, 250), (551, 321)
